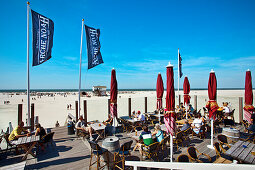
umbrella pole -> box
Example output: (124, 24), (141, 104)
(185, 104), (188, 120)
(170, 134), (173, 162)
(207, 119), (214, 149)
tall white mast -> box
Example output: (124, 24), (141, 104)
(78, 19), (84, 118)
(27, 1), (31, 126)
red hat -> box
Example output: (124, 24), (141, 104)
(137, 111), (141, 114)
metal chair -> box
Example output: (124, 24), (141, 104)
(187, 146), (212, 163)
(177, 154), (190, 162)
(88, 141), (109, 170)
(158, 135), (169, 157)
(114, 140), (133, 170)
(41, 132), (55, 146)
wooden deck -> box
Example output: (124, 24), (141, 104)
(0, 124), (250, 169)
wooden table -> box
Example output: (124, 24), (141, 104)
(214, 157), (232, 164)
(16, 135), (40, 160)
(176, 119), (193, 125)
(90, 122), (106, 142)
(225, 140), (255, 164)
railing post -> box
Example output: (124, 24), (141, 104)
(145, 97), (147, 113)
(75, 101), (78, 122)
(31, 103), (34, 131)
(18, 104), (22, 125)
(239, 97), (243, 123)
(128, 98), (131, 117)
(194, 95), (197, 110)
(83, 100), (87, 126)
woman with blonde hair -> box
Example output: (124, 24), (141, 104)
(152, 123), (164, 142)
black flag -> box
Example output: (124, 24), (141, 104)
(85, 25), (103, 69)
(179, 52), (183, 78)
(31, 10), (54, 66)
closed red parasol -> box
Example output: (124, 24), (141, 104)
(244, 70), (254, 123)
(206, 70), (219, 120)
(183, 76), (190, 105)
(110, 69), (118, 118)
(164, 62), (176, 136)
(156, 73), (164, 110)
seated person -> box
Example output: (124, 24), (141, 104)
(191, 114), (203, 134)
(8, 121), (30, 145)
(188, 104), (195, 115)
(135, 111), (145, 122)
(181, 120), (190, 131)
(35, 123), (46, 151)
(223, 102), (231, 116)
(139, 126), (154, 146)
(175, 105), (181, 113)
(103, 114), (113, 125)
(75, 116), (93, 141)
(151, 124), (164, 142)
(131, 110), (136, 118)
(180, 103), (185, 112)
(247, 114), (255, 133)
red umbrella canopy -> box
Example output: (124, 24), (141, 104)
(244, 70), (254, 110)
(164, 63), (176, 135)
(206, 71), (219, 120)
(183, 76), (190, 105)
(110, 69), (118, 118)
(156, 73), (164, 110)
(166, 65), (175, 111)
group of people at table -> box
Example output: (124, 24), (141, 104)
(8, 121), (47, 151)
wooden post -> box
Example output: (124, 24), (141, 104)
(31, 103), (34, 131)
(35, 116), (39, 125)
(194, 95), (197, 110)
(128, 98), (131, 117)
(145, 97), (147, 113)
(108, 99), (111, 116)
(75, 101), (78, 122)
(239, 97), (243, 123)
(179, 95), (181, 106)
(18, 104), (22, 125)
(83, 100), (87, 126)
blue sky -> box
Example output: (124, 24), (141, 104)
(0, 0), (255, 89)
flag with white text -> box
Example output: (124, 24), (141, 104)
(85, 25), (103, 69)
(179, 52), (183, 78)
(31, 10), (54, 66)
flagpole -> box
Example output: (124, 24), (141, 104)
(27, 1), (31, 127)
(178, 48), (180, 106)
(78, 19), (84, 119)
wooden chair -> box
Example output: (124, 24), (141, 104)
(120, 119), (133, 132)
(241, 120), (252, 133)
(114, 140), (133, 170)
(3, 133), (18, 154)
(187, 146), (212, 163)
(158, 135), (169, 157)
(214, 142), (232, 163)
(41, 132), (55, 146)
(88, 141), (109, 170)
(141, 142), (160, 161)
(217, 134), (232, 151)
(177, 154), (190, 162)
(173, 131), (184, 150)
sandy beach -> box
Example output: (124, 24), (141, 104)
(0, 89), (254, 132)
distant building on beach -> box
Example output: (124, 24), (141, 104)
(92, 86), (107, 96)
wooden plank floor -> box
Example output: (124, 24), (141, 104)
(0, 124), (249, 169)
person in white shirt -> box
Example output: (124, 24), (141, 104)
(192, 114), (203, 134)
(223, 102), (230, 116)
(135, 111), (145, 122)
